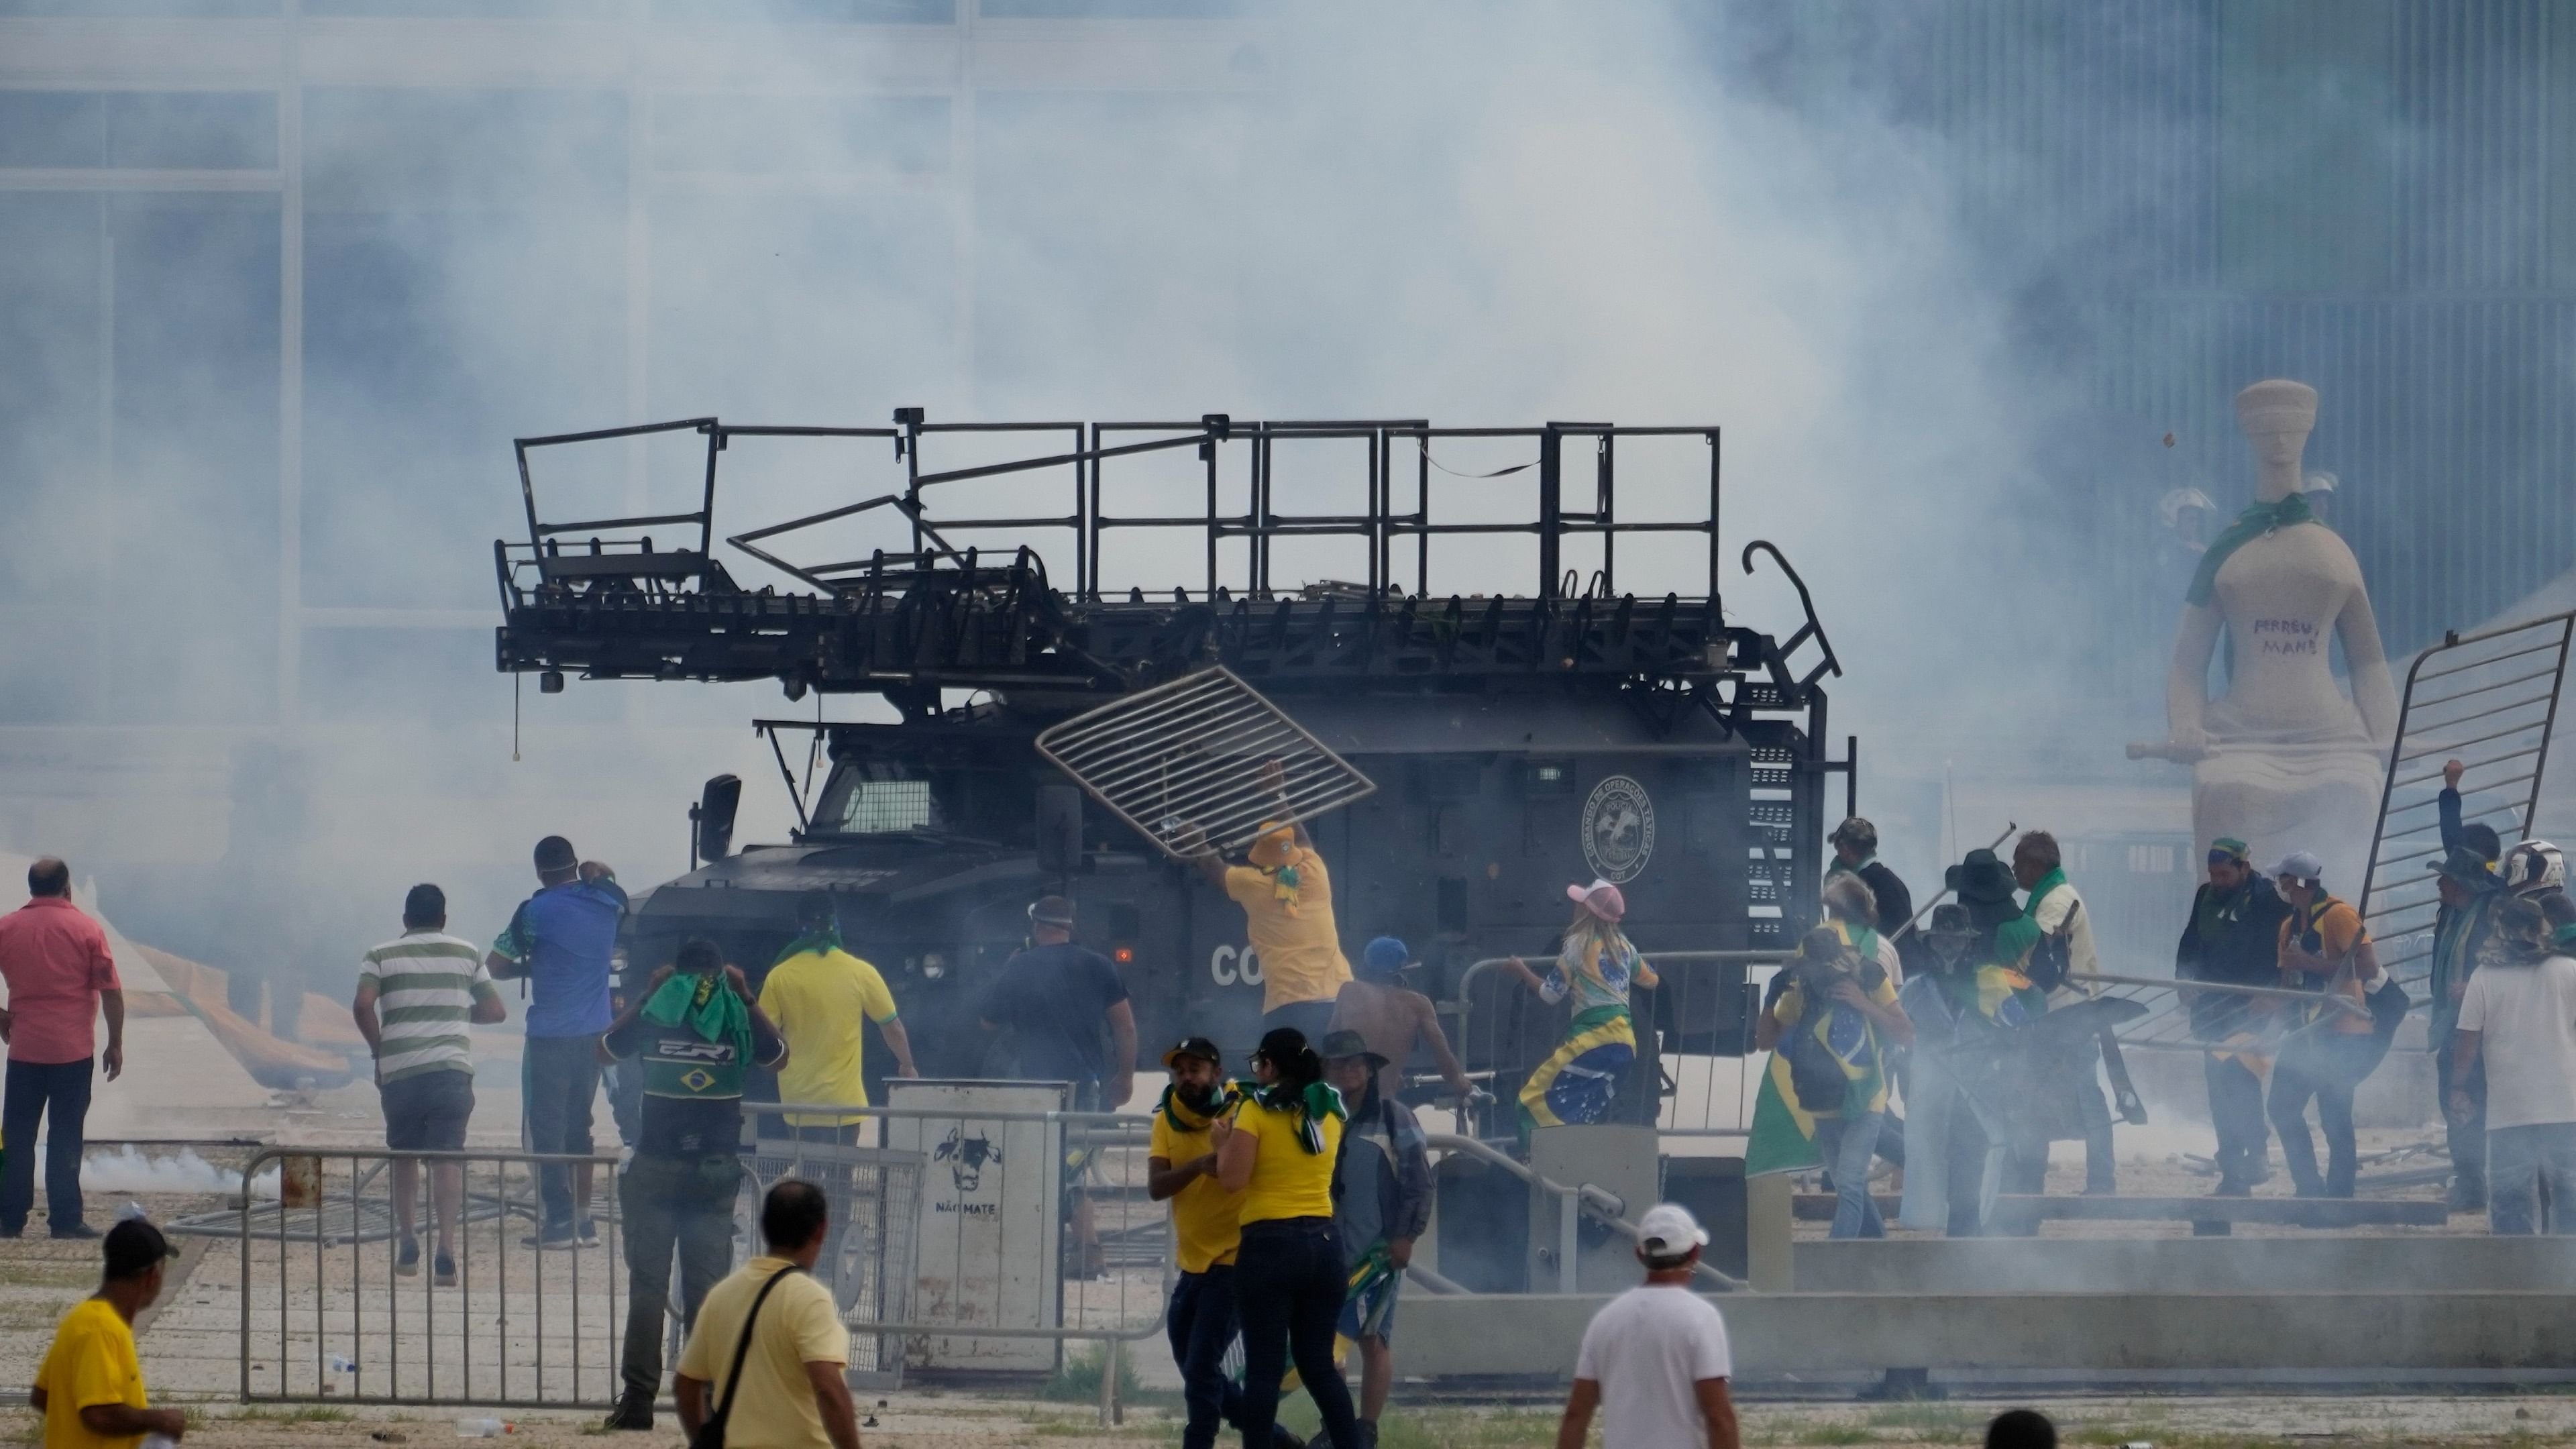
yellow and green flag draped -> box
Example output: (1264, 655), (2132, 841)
(1743, 981), (1891, 1177)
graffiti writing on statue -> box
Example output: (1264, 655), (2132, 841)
(2251, 618), (2320, 656)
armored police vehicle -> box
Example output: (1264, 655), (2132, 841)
(494, 413), (1847, 1130)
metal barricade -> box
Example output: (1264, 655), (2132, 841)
(235, 1147), (625, 1407)
(743, 1102), (1169, 1360)
(737, 1125), (924, 1387)
(1450, 950), (1783, 1136)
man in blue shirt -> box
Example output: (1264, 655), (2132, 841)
(487, 835), (627, 1246)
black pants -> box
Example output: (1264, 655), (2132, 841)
(1169, 1265), (1251, 1449)
(1934, 1092), (1992, 1238)
(1233, 1218), (1358, 1449)
(523, 1034), (601, 1234)
(2268, 1051), (2357, 1198)
(2438, 1038), (2487, 1205)
(618, 1152), (741, 1397)
(1, 1057), (92, 1234)
(2203, 1052), (2270, 1187)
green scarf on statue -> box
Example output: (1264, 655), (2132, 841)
(2186, 492), (2318, 606)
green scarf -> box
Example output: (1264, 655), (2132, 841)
(1252, 1079), (1348, 1154)
(1158, 1080), (1245, 1135)
(2186, 493), (2318, 605)
(1825, 854), (1871, 878)
(2555, 923), (2576, 953)
(1992, 867), (2066, 968)
(771, 922), (843, 967)
(643, 970), (750, 1046)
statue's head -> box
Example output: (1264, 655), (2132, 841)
(2235, 379), (2318, 470)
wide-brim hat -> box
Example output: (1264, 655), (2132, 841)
(2427, 845), (2498, 888)
(1160, 1036), (1222, 1070)
(1945, 849), (2018, 905)
(1317, 1028), (1389, 1071)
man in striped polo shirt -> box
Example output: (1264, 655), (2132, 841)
(354, 883), (506, 1285)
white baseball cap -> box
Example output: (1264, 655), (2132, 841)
(1636, 1202), (1709, 1255)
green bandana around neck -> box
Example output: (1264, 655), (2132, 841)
(2186, 492), (2318, 605)
(1159, 1080), (1244, 1134)
(1253, 1079), (1348, 1153)
(771, 922), (844, 967)
(1992, 867), (2066, 967)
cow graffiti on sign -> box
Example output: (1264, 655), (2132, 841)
(934, 1126), (1001, 1192)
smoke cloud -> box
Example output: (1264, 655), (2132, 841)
(7, 2), (2149, 989)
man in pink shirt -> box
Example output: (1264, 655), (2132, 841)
(0, 859), (122, 1238)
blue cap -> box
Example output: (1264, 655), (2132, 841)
(1361, 936), (1409, 977)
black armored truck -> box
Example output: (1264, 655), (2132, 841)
(494, 413), (1848, 1132)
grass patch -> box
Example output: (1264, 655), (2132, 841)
(1038, 1344), (1144, 1405)
(1862, 1403), (1984, 1438)
(224, 1405), (354, 1422)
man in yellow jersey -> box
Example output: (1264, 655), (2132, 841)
(1185, 760), (1352, 1042)
(32, 1218), (186, 1449)
(1148, 1037), (1295, 1449)
(760, 892), (919, 1142)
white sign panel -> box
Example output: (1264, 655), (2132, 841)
(883, 1079), (1067, 1373)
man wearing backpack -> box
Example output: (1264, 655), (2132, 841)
(675, 1179), (862, 1449)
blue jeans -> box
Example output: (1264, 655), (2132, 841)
(1167, 1265), (1250, 1449)
(2485, 1122), (2576, 1235)
(1814, 1110), (1886, 1239)
(522, 1034), (601, 1233)
(1, 1057), (91, 1233)
(1233, 1218), (1358, 1449)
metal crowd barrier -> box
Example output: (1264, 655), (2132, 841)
(235, 1147), (626, 1407)
(1448, 950), (1785, 1137)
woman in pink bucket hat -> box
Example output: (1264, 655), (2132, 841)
(1503, 879), (1660, 1132)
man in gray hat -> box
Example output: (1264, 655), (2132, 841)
(1320, 1029), (1432, 1449)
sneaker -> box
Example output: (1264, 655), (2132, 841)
(433, 1251), (458, 1288)
(578, 1217), (600, 1247)
(521, 1228), (580, 1250)
(395, 1237), (421, 1277)
(602, 1389), (653, 1432)
(49, 1224), (99, 1241)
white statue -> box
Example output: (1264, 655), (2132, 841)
(2131, 380), (2397, 888)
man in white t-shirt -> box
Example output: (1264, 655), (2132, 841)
(1556, 1203), (1738, 1449)
(2449, 896), (2576, 1235)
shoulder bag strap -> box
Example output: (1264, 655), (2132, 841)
(701, 1265), (802, 1446)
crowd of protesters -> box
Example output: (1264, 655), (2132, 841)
(9, 738), (2575, 1446)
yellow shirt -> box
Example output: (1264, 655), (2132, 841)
(759, 949), (901, 1126)
(1232, 1095), (1344, 1224)
(675, 1257), (849, 1449)
(1150, 1108), (1244, 1273)
(35, 1299), (146, 1449)
(2279, 898), (2374, 1035)
(1224, 856), (1352, 1013)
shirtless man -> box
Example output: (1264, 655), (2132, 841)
(1329, 936), (1475, 1106)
